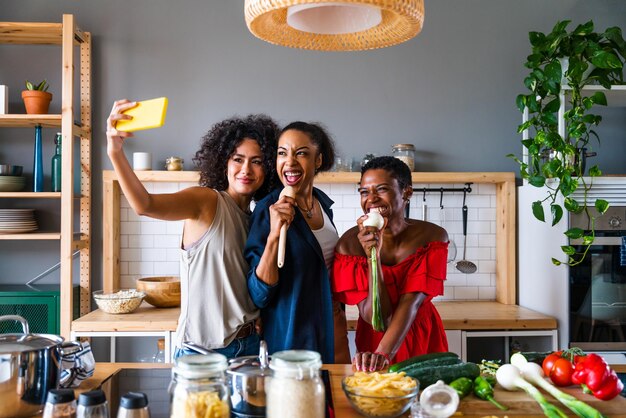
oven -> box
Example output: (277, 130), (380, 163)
(569, 206), (626, 351)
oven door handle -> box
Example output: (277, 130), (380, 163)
(570, 236), (623, 246)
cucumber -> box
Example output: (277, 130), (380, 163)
(405, 362), (481, 388)
(388, 352), (459, 373)
(396, 356), (462, 374)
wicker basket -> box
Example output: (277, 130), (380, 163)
(244, 0), (425, 51)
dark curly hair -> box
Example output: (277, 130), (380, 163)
(193, 114), (279, 200)
(281, 121), (335, 173)
(361, 156), (412, 190)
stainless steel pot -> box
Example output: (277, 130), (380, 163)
(0, 315), (80, 418)
(226, 341), (270, 418)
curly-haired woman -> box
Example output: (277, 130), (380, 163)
(106, 99), (279, 359)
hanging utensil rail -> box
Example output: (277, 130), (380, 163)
(405, 183), (473, 217)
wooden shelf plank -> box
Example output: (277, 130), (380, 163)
(103, 170), (515, 185)
(0, 21), (85, 45)
(0, 232), (61, 240)
(0, 192), (61, 198)
(0, 114), (62, 128)
(72, 303), (180, 332)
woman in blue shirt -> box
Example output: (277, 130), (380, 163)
(245, 122), (349, 363)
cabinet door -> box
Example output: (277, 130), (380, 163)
(0, 295), (58, 334)
(445, 330), (463, 358)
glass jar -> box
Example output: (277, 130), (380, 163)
(392, 144), (416, 171)
(43, 389), (76, 418)
(266, 350), (325, 418)
(169, 353), (230, 418)
(165, 156), (184, 171)
(76, 390), (109, 418)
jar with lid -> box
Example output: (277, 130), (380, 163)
(169, 353), (230, 418)
(43, 389), (76, 418)
(117, 392), (150, 418)
(266, 350), (325, 418)
(76, 389), (110, 418)
(165, 156), (184, 171)
(392, 144), (416, 171)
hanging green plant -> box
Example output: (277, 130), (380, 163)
(508, 20), (625, 266)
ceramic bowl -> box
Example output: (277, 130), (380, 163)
(93, 289), (145, 314)
(0, 165), (23, 176)
(136, 276), (181, 308)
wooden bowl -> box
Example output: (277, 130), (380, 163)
(136, 276), (181, 308)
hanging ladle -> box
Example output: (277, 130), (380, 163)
(455, 190), (477, 274)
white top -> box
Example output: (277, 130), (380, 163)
(176, 191), (259, 349)
(311, 207), (339, 272)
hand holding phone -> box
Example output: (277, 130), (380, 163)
(115, 97), (168, 132)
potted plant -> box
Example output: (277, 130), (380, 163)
(509, 20), (625, 266)
(21, 79), (52, 114)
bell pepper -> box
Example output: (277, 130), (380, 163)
(571, 353), (624, 401)
(449, 377), (473, 399)
(473, 376), (508, 410)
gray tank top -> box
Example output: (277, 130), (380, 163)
(176, 191), (259, 349)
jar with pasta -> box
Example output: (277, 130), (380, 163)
(266, 350), (324, 418)
(169, 353), (230, 418)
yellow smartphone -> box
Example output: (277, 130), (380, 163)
(116, 97), (168, 132)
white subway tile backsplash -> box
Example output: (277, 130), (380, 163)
(141, 248), (167, 262)
(120, 248), (141, 262)
(118, 180), (500, 301)
(140, 221), (167, 235)
(129, 234), (154, 248)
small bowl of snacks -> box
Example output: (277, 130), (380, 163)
(93, 289), (145, 314)
(342, 372), (419, 418)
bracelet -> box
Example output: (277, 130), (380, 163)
(374, 351), (391, 364)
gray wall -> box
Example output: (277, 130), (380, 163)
(1, 0), (625, 359)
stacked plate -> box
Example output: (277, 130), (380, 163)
(0, 176), (26, 192)
(0, 209), (38, 234)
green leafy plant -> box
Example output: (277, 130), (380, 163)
(508, 20), (625, 266)
(25, 79), (49, 92)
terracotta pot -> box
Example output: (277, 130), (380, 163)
(21, 90), (52, 114)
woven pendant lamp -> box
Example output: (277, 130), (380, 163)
(244, 0), (425, 51)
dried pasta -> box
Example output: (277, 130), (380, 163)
(344, 372), (417, 416)
(171, 390), (229, 418)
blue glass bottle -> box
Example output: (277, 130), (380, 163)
(51, 133), (62, 192)
(33, 125), (44, 192)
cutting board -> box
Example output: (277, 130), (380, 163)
(456, 385), (626, 417)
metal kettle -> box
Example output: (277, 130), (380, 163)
(226, 341), (270, 418)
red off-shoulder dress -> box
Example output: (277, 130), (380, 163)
(332, 241), (449, 363)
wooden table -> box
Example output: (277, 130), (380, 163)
(78, 363), (626, 417)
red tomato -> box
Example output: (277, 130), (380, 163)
(542, 352), (562, 376)
(550, 358), (575, 386)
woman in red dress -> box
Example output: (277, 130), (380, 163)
(333, 156), (449, 372)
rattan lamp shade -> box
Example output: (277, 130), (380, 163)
(244, 0), (425, 51)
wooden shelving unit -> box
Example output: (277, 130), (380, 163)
(0, 15), (91, 338)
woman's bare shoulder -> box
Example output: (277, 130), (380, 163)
(336, 226), (363, 255)
(407, 219), (449, 243)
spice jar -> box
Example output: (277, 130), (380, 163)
(165, 157), (184, 171)
(266, 350), (324, 418)
(43, 389), (76, 418)
(76, 390), (109, 418)
(392, 144), (416, 171)
(169, 353), (230, 418)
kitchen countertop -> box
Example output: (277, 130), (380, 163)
(72, 301), (558, 332)
(74, 362), (626, 417)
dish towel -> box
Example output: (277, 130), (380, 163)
(59, 341), (95, 388)
(621, 236), (626, 267)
